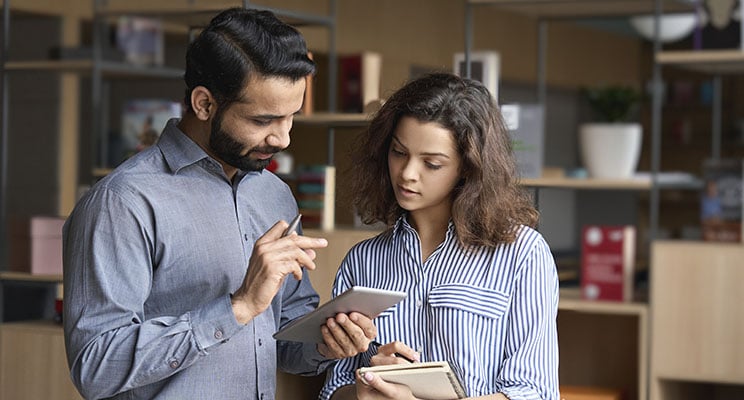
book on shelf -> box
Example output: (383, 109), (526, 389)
(114, 99), (182, 166)
(116, 16), (164, 66)
(501, 103), (544, 179)
(338, 51), (382, 113)
(296, 165), (335, 231)
(357, 361), (466, 400)
(580, 225), (636, 302)
(453, 50), (500, 100)
(302, 51), (315, 115)
(306, 51), (382, 113)
(700, 158), (742, 243)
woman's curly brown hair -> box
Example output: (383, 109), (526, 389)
(349, 73), (538, 247)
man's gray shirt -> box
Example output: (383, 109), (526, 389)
(63, 120), (328, 399)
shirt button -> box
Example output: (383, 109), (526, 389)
(244, 234), (249, 241)
(416, 299), (423, 308)
(169, 359), (180, 369)
(258, 338), (263, 346)
(416, 345), (423, 353)
(214, 330), (223, 340)
(260, 393), (265, 400)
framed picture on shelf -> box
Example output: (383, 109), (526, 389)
(112, 99), (182, 167)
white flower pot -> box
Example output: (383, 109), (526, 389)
(579, 123), (642, 179)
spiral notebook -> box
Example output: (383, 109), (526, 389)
(357, 361), (466, 400)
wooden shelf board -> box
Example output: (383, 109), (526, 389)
(0, 271), (63, 283)
(559, 294), (648, 316)
(295, 112), (371, 127)
(467, 0), (694, 18)
(5, 60), (184, 79)
(521, 176), (652, 190)
(5, 59), (92, 72)
(656, 49), (744, 74)
(92, 167), (113, 177)
(96, 1), (333, 27)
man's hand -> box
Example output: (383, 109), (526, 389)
(318, 312), (377, 359)
(231, 219), (328, 324)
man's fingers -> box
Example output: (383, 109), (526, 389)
(255, 220), (289, 245)
(349, 312), (377, 340)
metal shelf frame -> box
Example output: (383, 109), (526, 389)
(0, 0), (339, 267)
(90, 0), (339, 167)
(462, 0), (739, 244)
(463, 3), (744, 400)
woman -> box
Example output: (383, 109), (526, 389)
(319, 73), (559, 400)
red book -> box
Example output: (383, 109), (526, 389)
(338, 52), (381, 113)
(580, 225), (635, 302)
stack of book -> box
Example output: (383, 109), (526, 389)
(295, 165), (335, 231)
(700, 158), (742, 243)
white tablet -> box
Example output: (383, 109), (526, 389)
(273, 286), (407, 343)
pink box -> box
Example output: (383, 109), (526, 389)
(10, 216), (66, 275)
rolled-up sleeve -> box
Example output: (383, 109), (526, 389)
(497, 236), (560, 400)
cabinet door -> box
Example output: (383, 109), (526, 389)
(0, 322), (82, 400)
(651, 241), (744, 383)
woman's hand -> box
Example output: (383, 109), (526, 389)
(356, 369), (418, 400)
(370, 341), (419, 366)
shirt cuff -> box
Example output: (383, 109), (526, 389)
(190, 295), (243, 351)
(302, 343), (337, 374)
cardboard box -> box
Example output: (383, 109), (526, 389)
(10, 216), (66, 275)
(560, 385), (622, 400)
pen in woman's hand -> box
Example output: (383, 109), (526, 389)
(369, 340), (415, 363)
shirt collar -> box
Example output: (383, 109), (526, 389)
(392, 213), (457, 242)
(158, 118), (212, 174)
(157, 118), (259, 181)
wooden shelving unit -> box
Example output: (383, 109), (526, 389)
(656, 49), (744, 74)
(463, 2), (728, 400)
(651, 242), (744, 400)
(0, 3), (341, 400)
(467, 0), (693, 18)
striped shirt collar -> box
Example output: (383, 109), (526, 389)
(391, 213), (458, 242)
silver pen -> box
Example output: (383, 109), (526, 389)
(283, 214), (302, 237)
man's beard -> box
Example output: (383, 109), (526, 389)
(209, 111), (283, 172)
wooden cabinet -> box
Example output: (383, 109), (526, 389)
(558, 297), (648, 400)
(0, 321), (81, 400)
(650, 241), (744, 400)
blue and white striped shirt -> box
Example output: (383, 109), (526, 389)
(320, 216), (559, 400)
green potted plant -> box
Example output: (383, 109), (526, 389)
(579, 85), (643, 179)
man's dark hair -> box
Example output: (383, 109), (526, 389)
(183, 7), (316, 112)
